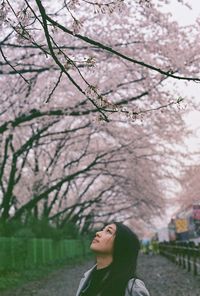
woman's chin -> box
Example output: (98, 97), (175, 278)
(90, 242), (99, 252)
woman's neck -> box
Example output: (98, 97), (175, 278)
(96, 255), (113, 270)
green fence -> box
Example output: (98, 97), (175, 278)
(0, 237), (90, 271)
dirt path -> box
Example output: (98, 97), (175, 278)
(1, 255), (200, 296)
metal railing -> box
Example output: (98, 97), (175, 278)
(159, 241), (200, 276)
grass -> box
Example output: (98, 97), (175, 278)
(0, 255), (92, 292)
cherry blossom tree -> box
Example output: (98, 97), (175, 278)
(175, 163), (200, 208)
(0, 0), (199, 234)
(1, 0), (200, 119)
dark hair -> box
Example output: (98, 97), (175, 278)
(101, 222), (141, 296)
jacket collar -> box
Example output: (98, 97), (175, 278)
(76, 265), (96, 296)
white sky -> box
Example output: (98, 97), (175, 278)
(160, 0), (200, 26)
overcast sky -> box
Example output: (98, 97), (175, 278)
(160, 0), (200, 26)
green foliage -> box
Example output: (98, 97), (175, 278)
(0, 220), (21, 237)
(13, 228), (35, 238)
(62, 221), (80, 239)
(27, 217), (62, 239)
(0, 217), (82, 240)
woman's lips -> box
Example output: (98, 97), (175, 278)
(92, 238), (99, 243)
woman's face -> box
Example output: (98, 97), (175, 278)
(90, 223), (116, 255)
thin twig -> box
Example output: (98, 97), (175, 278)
(0, 46), (29, 83)
(45, 70), (63, 103)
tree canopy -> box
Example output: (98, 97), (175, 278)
(0, 0), (199, 236)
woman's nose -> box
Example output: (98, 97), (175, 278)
(96, 231), (101, 237)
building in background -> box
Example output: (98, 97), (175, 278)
(171, 203), (200, 241)
(192, 204), (200, 237)
(168, 218), (176, 241)
(155, 202), (200, 243)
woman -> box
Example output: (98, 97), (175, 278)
(76, 222), (150, 296)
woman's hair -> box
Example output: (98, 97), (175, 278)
(101, 222), (141, 296)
